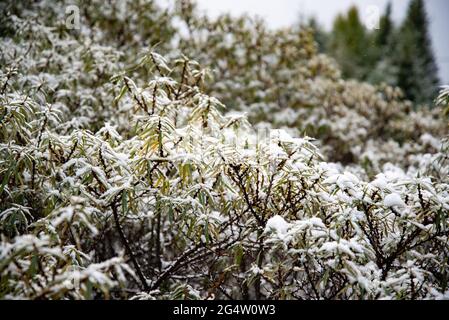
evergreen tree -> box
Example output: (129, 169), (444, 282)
(368, 2), (398, 85)
(394, 0), (440, 105)
(329, 6), (376, 81)
(376, 2), (393, 48)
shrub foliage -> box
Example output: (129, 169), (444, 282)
(0, 0), (448, 299)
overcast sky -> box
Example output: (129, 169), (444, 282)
(195, 0), (449, 84)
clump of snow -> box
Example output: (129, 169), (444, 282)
(420, 133), (441, 150)
(384, 193), (406, 208)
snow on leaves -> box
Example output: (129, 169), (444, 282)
(0, 0), (448, 300)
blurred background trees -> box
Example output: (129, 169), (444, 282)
(329, 6), (374, 81)
(313, 0), (440, 106)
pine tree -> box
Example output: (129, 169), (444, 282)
(306, 17), (328, 53)
(329, 6), (377, 81)
(368, 2), (398, 85)
(394, 0), (440, 105)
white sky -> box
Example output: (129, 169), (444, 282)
(195, 0), (449, 84)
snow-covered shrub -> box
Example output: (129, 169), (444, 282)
(0, 0), (447, 300)
(437, 86), (449, 115)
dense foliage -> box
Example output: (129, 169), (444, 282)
(324, 0), (440, 105)
(0, 0), (448, 300)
